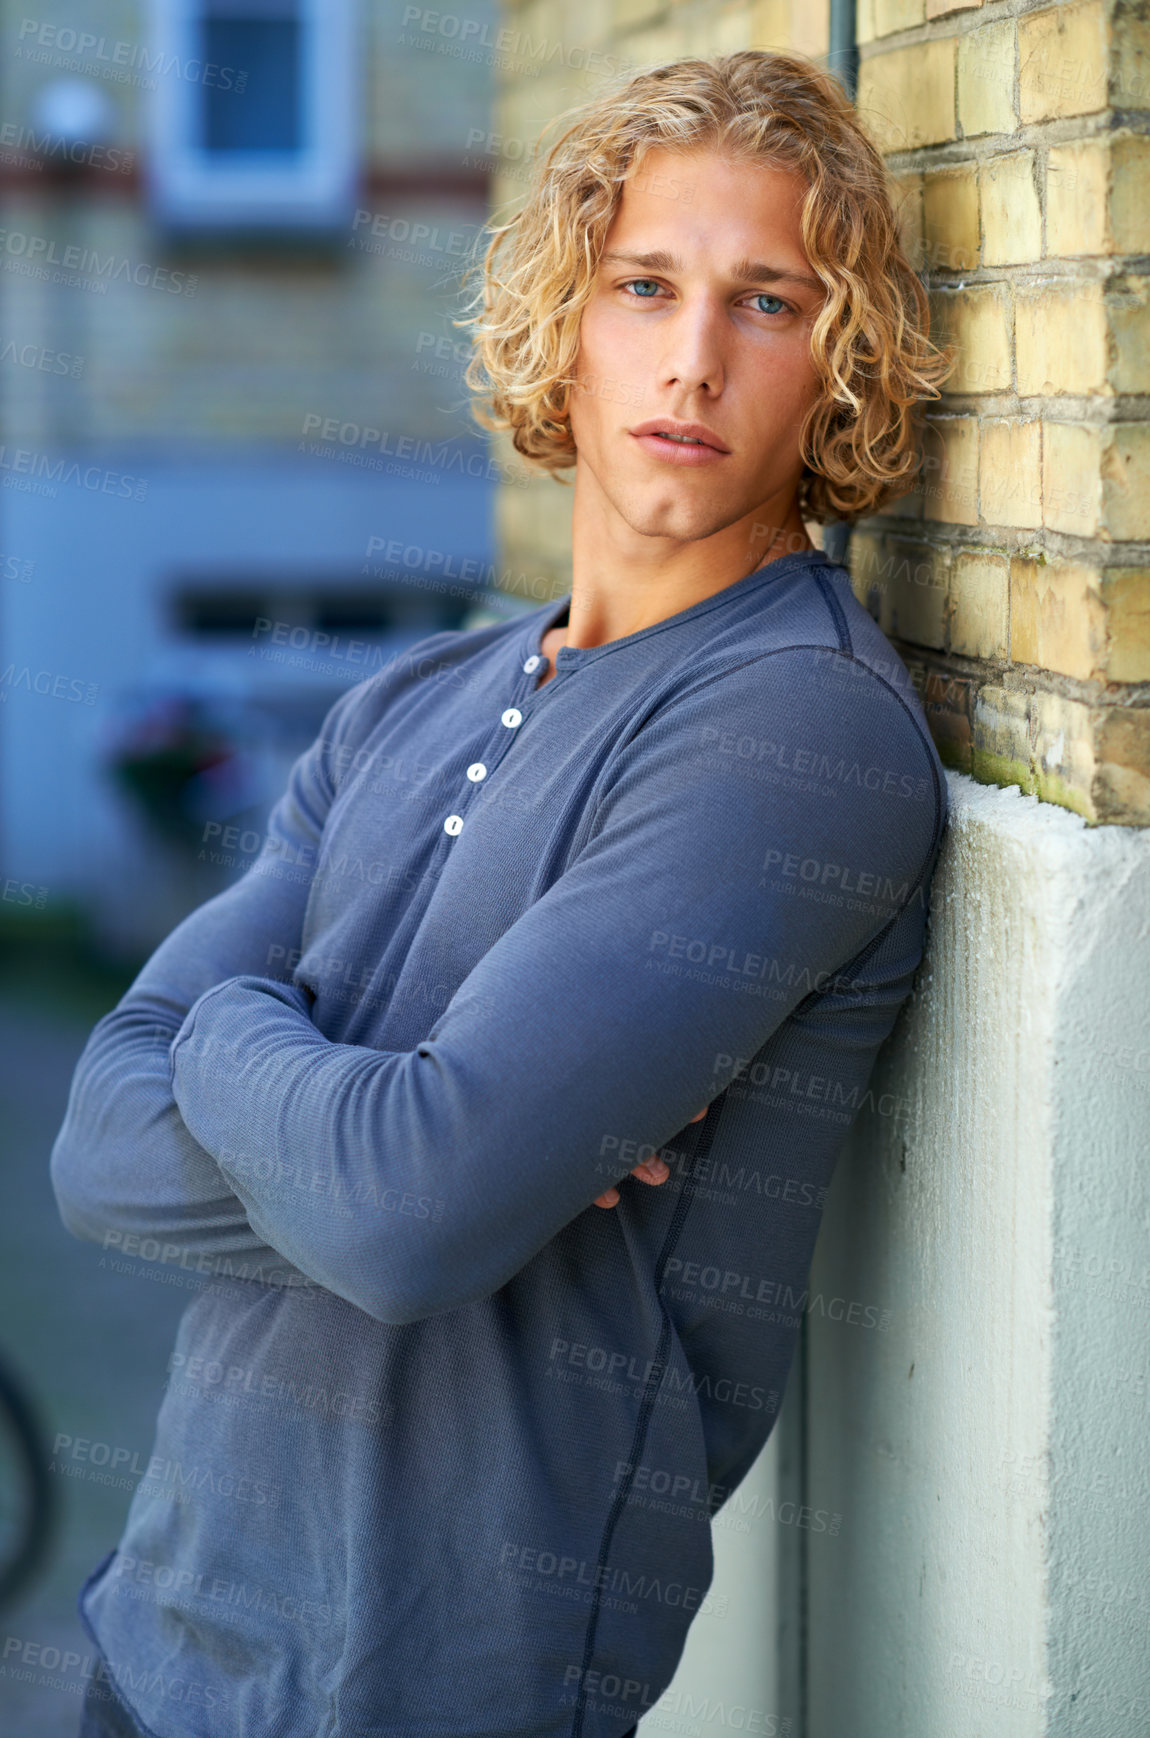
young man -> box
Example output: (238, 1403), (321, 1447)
(53, 49), (952, 1738)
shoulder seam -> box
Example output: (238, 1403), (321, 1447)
(811, 567), (852, 656)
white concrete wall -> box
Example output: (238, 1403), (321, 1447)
(804, 771), (1150, 1736)
(637, 1428), (791, 1738)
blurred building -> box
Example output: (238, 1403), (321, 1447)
(0, 0), (529, 956)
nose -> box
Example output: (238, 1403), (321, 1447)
(657, 294), (726, 397)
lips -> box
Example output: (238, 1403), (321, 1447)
(629, 420), (731, 467)
(629, 419), (730, 454)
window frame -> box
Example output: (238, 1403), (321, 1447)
(145, 0), (359, 233)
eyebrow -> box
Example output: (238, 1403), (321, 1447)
(600, 249), (823, 295)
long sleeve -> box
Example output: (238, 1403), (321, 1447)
(49, 678), (371, 1279)
(169, 650), (945, 1326)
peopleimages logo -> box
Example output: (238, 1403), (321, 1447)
(612, 1459), (841, 1535)
(546, 1337), (777, 1411)
(498, 1540), (720, 1616)
(0, 446), (147, 498)
(16, 19), (248, 89)
(0, 229), (196, 293)
(0, 121), (134, 171)
(560, 1665), (794, 1732)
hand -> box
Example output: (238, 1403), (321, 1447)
(592, 1106), (708, 1209)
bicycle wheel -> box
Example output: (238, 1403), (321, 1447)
(0, 1352), (55, 1608)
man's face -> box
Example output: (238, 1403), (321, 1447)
(567, 145), (826, 550)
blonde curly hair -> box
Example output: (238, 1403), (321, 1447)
(458, 49), (954, 524)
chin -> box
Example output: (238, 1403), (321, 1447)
(619, 493), (739, 543)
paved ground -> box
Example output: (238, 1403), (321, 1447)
(0, 965), (190, 1737)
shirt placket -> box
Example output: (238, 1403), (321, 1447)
(436, 644), (554, 844)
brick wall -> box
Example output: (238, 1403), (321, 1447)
(488, 0), (1150, 825)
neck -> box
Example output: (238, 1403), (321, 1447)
(563, 467), (814, 649)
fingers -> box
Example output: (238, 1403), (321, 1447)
(593, 1158), (663, 1209)
(593, 1107), (708, 1207)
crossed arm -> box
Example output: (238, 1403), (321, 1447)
(50, 681), (362, 1279)
(53, 650), (937, 1326)
(49, 853), (676, 1265)
(49, 681), (685, 1298)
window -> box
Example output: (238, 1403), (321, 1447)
(147, 0), (358, 233)
(169, 575), (489, 643)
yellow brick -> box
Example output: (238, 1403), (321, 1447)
(1096, 708), (1150, 824)
(930, 284), (1012, 394)
(1111, 274), (1150, 395)
(714, 4), (755, 55)
(850, 538), (949, 647)
(586, 0), (624, 43)
(746, 0), (830, 49)
(980, 419), (1041, 528)
(511, 0), (560, 57)
(1015, 281), (1107, 397)
(609, 0), (669, 34)
(957, 20), (1017, 138)
(915, 657), (974, 770)
(788, 0), (829, 59)
(888, 548), (949, 647)
(927, 0), (982, 17)
(856, 38), (957, 153)
(891, 171), (925, 273)
(1045, 134), (1150, 262)
(618, 20), (686, 64)
(971, 686), (1036, 794)
(1030, 689), (1097, 819)
(1018, 1), (1108, 125)
(1111, 135), (1150, 255)
(747, 0), (826, 55)
(1011, 557), (1110, 680)
(1111, 2), (1150, 113)
(750, 0), (790, 46)
(922, 165), (979, 273)
(674, 9), (728, 54)
(887, 468), (926, 519)
(1102, 425), (1150, 541)
(949, 551), (1009, 658)
(980, 151), (1041, 266)
(848, 534), (884, 610)
(1100, 570), (1150, 683)
(1046, 138), (1109, 258)
(856, 0), (876, 45)
(494, 85), (553, 162)
(497, 473), (573, 591)
(923, 416), (979, 524)
(1042, 422), (1104, 536)
(873, 0), (924, 38)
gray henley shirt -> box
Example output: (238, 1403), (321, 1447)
(51, 544), (948, 1738)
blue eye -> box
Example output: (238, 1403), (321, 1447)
(750, 293), (788, 315)
(619, 280), (792, 314)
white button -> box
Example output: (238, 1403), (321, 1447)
(501, 707), (523, 728)
(466, 762), (487, 781)
(444, 814), (464, 836)
(523, 654), (541, 673)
